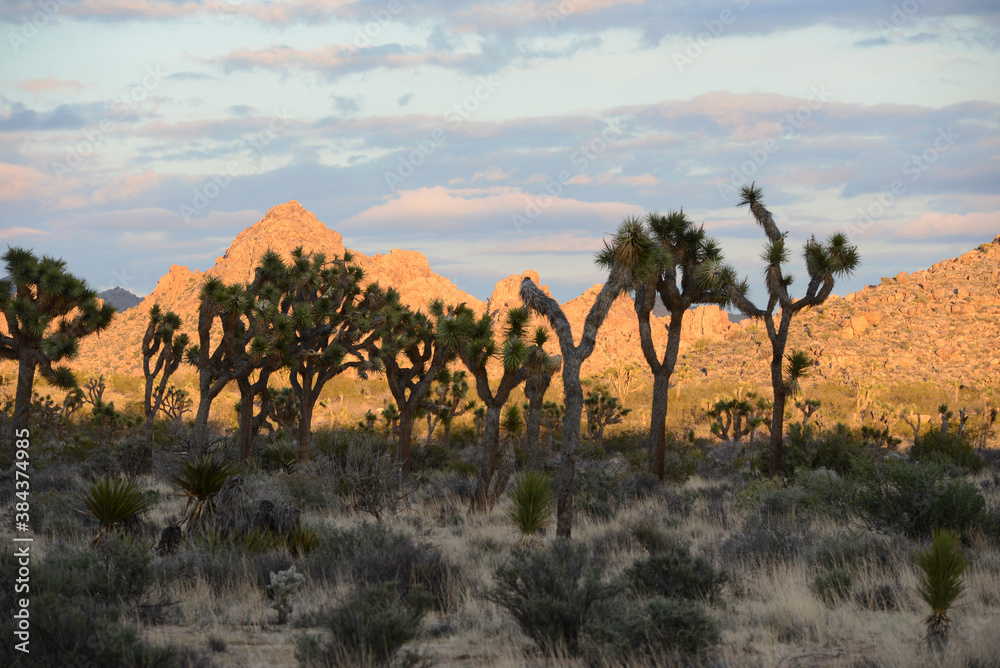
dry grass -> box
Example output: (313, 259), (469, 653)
(4, 450), (999, 668)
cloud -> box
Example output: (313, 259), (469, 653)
(895, 211), (1000, 241)
(341, 185), (644, 233)
(397, 93), (414, 107)
(0, 226), (50, 241)
(471, 167), (513, 181)
(18, 78), (87, 95)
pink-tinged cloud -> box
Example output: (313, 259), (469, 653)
(471, 167), (514, 181)
(0, 227), (50, 241)
(484, 232), (608, 254)
(896, 211), (1000, 240)
(0, 163), (54, 203)
(341, 186), (644, 231)
(18, 78), (87, 94)
(91, 170), (162, 204)
(213, 44), (475, 77)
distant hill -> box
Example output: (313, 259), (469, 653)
(98, 287), (142, 313)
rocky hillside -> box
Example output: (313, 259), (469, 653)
(69, 202), (999, 407)
(98, 287), (142, 312)
(75, 202), (733, 378)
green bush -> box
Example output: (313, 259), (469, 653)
(305, 523), (461, 612)
(624, 546), (728, 603)
(487, 539), (622, 655)
(852, 458), (986, 539)
(910, 430), (985, 473)
(812, 569), (854, 606)
(809, 530), (897, 570)
(0, 546), (193, 668)
(630, 596), (720, 658)
(295, 581), (429, 667)
(779, 423), (864, 476)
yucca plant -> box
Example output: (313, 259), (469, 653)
(80, 476), (153, 545)
(286, 524), (320, 556)
(171, 454), (235, 526)
(915, 528), (969, 651)
(264, 441), (299, 474)
(508, 471), (554, 549)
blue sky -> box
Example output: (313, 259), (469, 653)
(1, 0), (998, 302)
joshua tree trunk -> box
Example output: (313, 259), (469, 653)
(236, 376), (256, 461)
(471, 403), (503, 511)
(12, 353), (36, 437)
(520, 272), (625, 539)
(192, 390), (213, 455)
(524, 390), (544, 471)
(769, 346), (787, 478)
(397, 408), (414, 472)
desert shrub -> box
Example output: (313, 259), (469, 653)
(638, 596), (719, 657)
(573, 464), (661, 521)
(262, 440), (299, 474)
(0, 547), (189, 668)
(721, 513), (816, 567)
(624, 546), (728, 603)
(169, 546), (293, 593)
(809, 530), (898, 570)
(910, 430), (985, 473)
(305, 523), (461, 611)
(282, 472), (337, 512)
(812, 568), (854, 606)
(778, 423), (864, 477)
(487, 539), (622, 655)
(330, 433), (406, 522)
(295, 581), (430, 668)
(852, 458), (986, 538)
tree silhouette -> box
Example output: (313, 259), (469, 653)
(707, 184), (860, 476)
(0, 248), (115, 436)
(597, 212), (728, 480)
(423, 368), (475, 448)
(275, 248), (384, 462)
(458, 306), (540, 512)
(520, 266), (628, 538)
(141, 304), (189, 446)
(368, 293), (471, 473)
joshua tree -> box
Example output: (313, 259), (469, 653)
(795, 398), (821, 428)
(523, 348), (561, 471)
(707, 392), (770, 444)
(187, 277), (259, 455)
(583, 381), (631, 447)
(423, 368), (475, 447)
(458, 306), (540, 512)
(0, 248), (115, 436)
(267, 248), (386, 462)
(596, 212), (729, 481)
(520, 266), (628, 538)
(368, 294), (471, 473)
(141, 304), (189, 446)
(709, 184), (859, 477)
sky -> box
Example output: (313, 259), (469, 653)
(1, 0), (998, 304)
